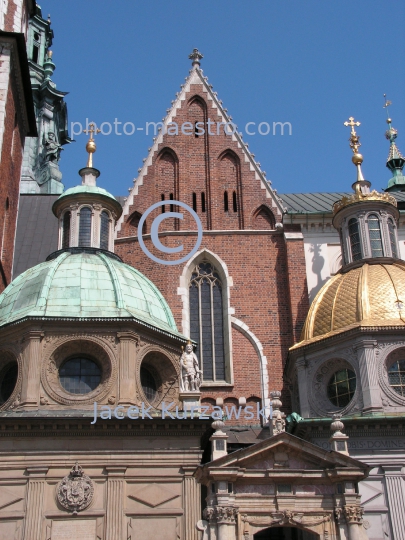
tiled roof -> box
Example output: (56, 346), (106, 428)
(13, 195), (59, 279)
(280, 191), (405, 213)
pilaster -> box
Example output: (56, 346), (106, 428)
(23, 466), (48, 540)
(354, 339), (382, 413)
(117, 332), (138, 405)
(383, 465), (405, 540)
(182, 467), (200, 540)
(296, 357), (310, 417)
(19, 330), (44, 407)
(105, 466), (127, 540)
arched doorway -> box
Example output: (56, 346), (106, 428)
(254, 527), (319, 540)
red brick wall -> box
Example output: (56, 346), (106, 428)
(0, 70), (25, 291)
(116, 85), (299, 416)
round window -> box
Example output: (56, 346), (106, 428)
(388, 359), (405, 397)
(0, 363), (18, 404)
(140, 367), (157, 403)
(59, 357), (101, 395)
(327, 368), (356, 407)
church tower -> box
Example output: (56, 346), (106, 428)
(20, 5), (71, 194)
(287, 118), (405, 539)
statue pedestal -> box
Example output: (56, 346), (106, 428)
(179, 391), (201, 412)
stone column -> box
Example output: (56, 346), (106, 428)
(383, 465), (405, 540)
(105, 466), (127, 540)
(20, 331), (43, 408)
(117, 332), (138, 405)
(182, 467), (201, 540)
(355, 339), (382, 413)
(216, 506), (238, 540)
(343, 505), (365, 540)
(23, 466), (48, 540)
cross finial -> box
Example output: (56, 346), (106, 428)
(83, 122), (100, 140)
(344, 116), (362, 154)
(344, 116), (361, 136)
(188, 48), (203, 67)
(83, 122), (101, 168)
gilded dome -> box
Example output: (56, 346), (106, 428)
(0, 249), (180, 337)
(296, 262), (405, 347)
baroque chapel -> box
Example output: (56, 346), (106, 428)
(0, 4), (404, 540)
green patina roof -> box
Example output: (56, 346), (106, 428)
(0, 251), (180, 336)
(57, 185), (117, 202)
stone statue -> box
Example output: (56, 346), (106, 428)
(180, 342), (202, 392)
(42, 131), (62, 163)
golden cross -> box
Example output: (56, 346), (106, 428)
(383, 94), (392, 109)
(344, 116), (361, 136)
(83, 122), (101, 140)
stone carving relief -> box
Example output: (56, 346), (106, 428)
(203, 506), (238, 524)
(41, 336), (117, 405)
(246, 511), (331, 528)
(57, 462), (94, 514)
(343, 505), (364, 524)
(309, 354), (362, 417)
(180, 342), (202, 392)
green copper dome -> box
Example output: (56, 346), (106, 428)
(57, 185), (118, 202)
(0, 249), (180, 336)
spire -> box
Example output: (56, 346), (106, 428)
(188, 48), (203, 67)
(79, 123), (101, 186)
(343, 116), (370, 193)
(83, 122), (101, 168)
(383, 95), (405, 191)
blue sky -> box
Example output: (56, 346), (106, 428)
(40, 1), (405, 197)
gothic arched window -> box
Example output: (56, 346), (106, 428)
(368, 214), (383, 258)
(100, 211), (109, 250)
(189, 262), (225, 381)
(388, 218), (398, 258)
(348, 218), (362, 261)
(78, 207), (92, 247)
(62, 211), (71, 249)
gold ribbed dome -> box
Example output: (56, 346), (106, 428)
(296, 262), (405, 347)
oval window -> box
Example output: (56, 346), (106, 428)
(327, 368), (356, 407)
(140, 367), (157, 403)
(388, 359), (405, 397)
(0, 363), (18, 404)
(59, 357), (101, 394)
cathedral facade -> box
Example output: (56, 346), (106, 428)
(0, 6), (404, 540)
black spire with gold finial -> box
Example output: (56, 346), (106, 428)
(383, 95), (405, 192)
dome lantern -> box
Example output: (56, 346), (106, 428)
(332, 117), (399, 267)
(52, 125), (122, 253)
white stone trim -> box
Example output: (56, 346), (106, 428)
(231, 317), (270, 416)
(177, 248), (234, 384)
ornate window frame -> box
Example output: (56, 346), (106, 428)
(178, 249), (234, 386)
(378, 344), (405, 406)
(41, 337), (117, 406)
(310, 357), (361, 417)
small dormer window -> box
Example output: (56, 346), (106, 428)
(100, 211), (109, 250)
(368, 214), (383, 257)
(348, 218), (362, 261)
(78, 207), (92, 247)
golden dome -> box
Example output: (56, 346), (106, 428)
(295, 262), (405, 347)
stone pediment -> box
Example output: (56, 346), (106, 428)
(197, 432), (368, 479)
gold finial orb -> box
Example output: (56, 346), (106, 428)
(352, 153), (363, 165)
(86, 139), (97, 154)
(387, 118), (392, 124)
